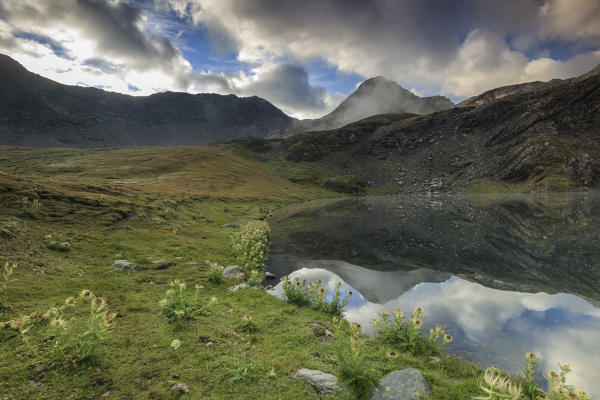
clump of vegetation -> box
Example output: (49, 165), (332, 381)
(281, 276), (353, 316)
(159, 280), (206, 322)
(231, 220), (271, 273)
(17, 197), (41, 219)
(238, 315), (258, 333)
(6, 290), (116, 367)
(206, 262), (224, 285)
(371, 307), (453, 355)
(335, 320), (378, 399)
(44, 234), (71, 252)
(473, 353), (590, 400)
(0, 262), (16, 310)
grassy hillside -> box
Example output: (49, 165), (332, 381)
(0, 145), (483, 399)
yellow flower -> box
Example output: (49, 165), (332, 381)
(210, 296), (218, 303)
(92, 297), (107, 311)
(50, 318), (66, 328)
(65, 297), (75, 306)
(378, 309), (389, 318)
(159, 299), (167, 307)
(394, 309), (404, 320)
(80, 289), (93, 300)
(195, 284), (204, 289)
(443, 334), (453, 343)
(242, 315), (252, 321)
(525, 352), (537, 363)
(171, 339), (182, 350)
(268, 368), (276, 379)
(387, 351), (398, 359)
(347, 291), (353, 297)
(175, 310), (185, 319)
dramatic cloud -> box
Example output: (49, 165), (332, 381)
(160, 0), (600, 100)
(1, 0), (599, 117)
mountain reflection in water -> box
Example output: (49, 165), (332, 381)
(266, 193), (600, 397)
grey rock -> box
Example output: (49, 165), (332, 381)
(264, 271), (277, 279)
(223, 223), (237, 228)
(228, 283), (249, 292)
(28, 380), (44, 387)
(371, 368), (430, 400)
(169, 382), (190, 394)
(35, 363), (47, 372)
(151, 259), (165, 264)
(309, 323), (333, 341)
(113, 260), (130, 267)
(293, 368), (339, 395)
(186, 260), (198, 265)
(222, 265), (242, 277)
(100, 391), (112, 399)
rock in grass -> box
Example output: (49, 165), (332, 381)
(309, 323), (333, 341)
(371, 368), (430, 400)
(222, 265), (242, 277)
(293, 369), (338, 395)
(264, 271), (277, 279)
(113, 260), (131, 267)
(228, 283), (249, 292)
(169, 382), (190, 394)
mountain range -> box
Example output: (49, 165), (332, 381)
(0, 54), (292, 147)
(278, 63), (600, 191)
(0, 54), (453, 147)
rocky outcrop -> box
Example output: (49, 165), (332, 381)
(0, 54), (294, 147)
(276, 63), (600, 192)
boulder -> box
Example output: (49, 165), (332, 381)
(371, 368), (430, 400)
(222, 265), (242, 277)
(293, 368), (338, 395)
(228, 283), (249, 292)
(113, 260), (130, 267)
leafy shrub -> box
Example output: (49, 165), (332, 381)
(17, 197), (41, 219)
(473, 353), (591, 400)
(0, 262), (16, 309)
(159, 280), (206, 322)
(238, 315), (258, 333)
(206, 263), (224, 285)
(7, 289), (116, 367)
(281, 276), (352, 316)
(44, 235), (71, 252)
(231, 221), (271, 273)
(371, 307), (452, 355)
(335, 322), (378, 399)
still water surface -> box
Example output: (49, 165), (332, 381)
(266, 193), (600, 396)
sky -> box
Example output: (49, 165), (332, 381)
(1, 0), (599, 119)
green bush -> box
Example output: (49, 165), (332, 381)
(16, 197), (41, 219)
(473, 353), (591, 400)
(281, 276), (352, 316)
(371, 307), (452, 355)
(7, 290), (116, 367)
(231, 220), (271, 273)
(0, 262), (15, 309)
(159, 280), (206, 322)
(206, 263), (224, 285)
(335, 322), (378, 399)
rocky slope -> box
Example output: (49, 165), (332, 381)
(277, 64), (600, 192)
(0, 54), (294, 147)
(267, 76), (453, 138)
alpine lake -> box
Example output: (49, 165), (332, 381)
(265, 193), (600, 396)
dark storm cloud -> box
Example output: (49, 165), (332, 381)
(0, 0), (187, 74)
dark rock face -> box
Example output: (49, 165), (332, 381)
(268, 76), (454, 138)
(0, 54), (293, 147)
(280, 64), (600, 191)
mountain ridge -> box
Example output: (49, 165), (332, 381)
(0, 54), (294, 147)
(267, 75), (454, 138)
